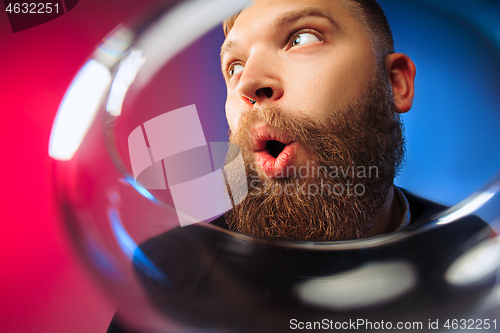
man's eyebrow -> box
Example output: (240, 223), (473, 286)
(273, 7), (340, 30)
(220, 8), (339, 66)
(220, 39), (235, 64)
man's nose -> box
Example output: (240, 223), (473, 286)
(237, 52), (284, 106)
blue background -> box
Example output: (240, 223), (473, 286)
(381, 0), (500, 205)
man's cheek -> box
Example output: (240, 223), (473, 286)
(225, 101), (242, 132)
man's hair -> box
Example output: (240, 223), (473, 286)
(346, 0), (395, 59)
(223, 0), (394, 62)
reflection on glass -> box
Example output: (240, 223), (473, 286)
(50, 0), (500, 332)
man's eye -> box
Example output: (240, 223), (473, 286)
(291, 33), (320, 47)
(229, 64), (244, 77)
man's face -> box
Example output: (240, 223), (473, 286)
(222, 0), (378, 135)
(220, 0), (405, 241)
(221, 0), (382, 179)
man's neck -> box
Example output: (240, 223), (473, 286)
(365, 186), (404, 237)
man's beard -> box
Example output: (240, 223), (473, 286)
(224, 71), (405, 241)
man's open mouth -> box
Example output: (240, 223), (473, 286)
(265, 140), (288, 158)
(251, 125), (298, 178)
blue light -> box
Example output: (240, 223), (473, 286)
(109, 207), (171, 287)
(123, 175), (159, 204)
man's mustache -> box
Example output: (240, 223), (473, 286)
(231, 105), (320, 149)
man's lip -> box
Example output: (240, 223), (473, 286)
(256, 142), (298, 178)
(250, 124), (298, 178)
(251, 124), (295, 152)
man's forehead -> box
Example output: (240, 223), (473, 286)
(233, 0), (346, 30)
(221, 0), (358, 58)
(249, 0), (349, 12)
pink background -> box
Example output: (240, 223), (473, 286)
(0, 1), (163, 332)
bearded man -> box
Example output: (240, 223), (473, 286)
(220, 0), (415, 241)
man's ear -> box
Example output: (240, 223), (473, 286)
(385, 53), (416, 113)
